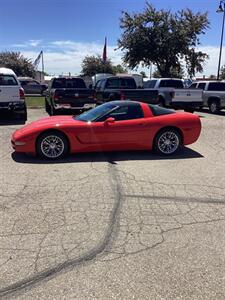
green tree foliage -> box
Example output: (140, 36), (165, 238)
(140, 71), (147, 78)
(152, 66), (185, 78)
(81, 55), (114, 76)
(112, 64), (127, 74)
(219, 65), (225, 80)
(118, 3), (209, 77)
(0, 51), (35, 77)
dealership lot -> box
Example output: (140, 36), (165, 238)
(0, 109), (225, 299)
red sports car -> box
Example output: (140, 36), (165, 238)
(11, 101), (201, 159)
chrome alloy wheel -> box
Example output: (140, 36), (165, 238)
(157, 131), (179, 154)
(40, 135), (65, 158)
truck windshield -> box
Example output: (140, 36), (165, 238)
(52, 78), (86, 89)
(74, 102), (118, 122)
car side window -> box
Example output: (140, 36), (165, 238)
(97, 104), (144, 122)
(197, 83), (206, 89)
(189, 83), (197, 88)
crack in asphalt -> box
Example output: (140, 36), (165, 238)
(0, 162), (123, 298)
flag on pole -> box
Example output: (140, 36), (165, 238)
(102, 37), (107, 62)
(33, 51), (43, 69)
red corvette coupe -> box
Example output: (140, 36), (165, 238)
(11, 101), (201, 159)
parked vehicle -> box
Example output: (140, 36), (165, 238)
(44, 76), (96, 115)
(188, 81), (225, 113)
(94, 76), (158, 105)
(18, 77), (47, 95)
(0, 68), (27, 121)
(12, 100), (201, 160)
(144, 78), (203, 112)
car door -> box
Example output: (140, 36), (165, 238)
(92, 103), (149, 150)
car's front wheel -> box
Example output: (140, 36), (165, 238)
(37, 131), (69, 159)
(154, 128), (181, 155)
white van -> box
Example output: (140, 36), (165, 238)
(0, 68), (27, 120)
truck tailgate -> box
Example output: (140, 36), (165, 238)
(123, 89), (158, 103)
(172, 89), (203, 104)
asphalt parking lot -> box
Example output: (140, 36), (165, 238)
(0, 108), (225, 299)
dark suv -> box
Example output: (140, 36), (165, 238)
(18, 77), (47, 95)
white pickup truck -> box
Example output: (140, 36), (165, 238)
(144, 78), (203, 112)
(189, 81), (225, 113)
(0, 68), (27, 120)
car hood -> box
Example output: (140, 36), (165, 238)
(13, 116), (84, 138)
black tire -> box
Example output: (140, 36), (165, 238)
(158, 97), (165, 107)
(36, 131), (69, 159)
(50, 104), (57, 116)
(154, 128), (181, 155)
(209, 100), (220, 114)
(184, 108), (194, 113)
(45, 99), (51, 115)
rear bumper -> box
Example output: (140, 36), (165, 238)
(0, 101), (26, 112)
(171, 101), (203, 109)
(54, 99), (96, 110)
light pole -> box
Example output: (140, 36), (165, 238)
(216, 0), (225, 80)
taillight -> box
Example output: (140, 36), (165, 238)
(19, 87), (25, 99)
(53, 92), (59, 101)
(120, 90), (125, 100)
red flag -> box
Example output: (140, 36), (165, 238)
(102, 37), (107, 62)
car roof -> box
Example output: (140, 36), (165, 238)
(0, 67), (17, 76)
(108, 100), (140, 106)
(17, 77), (35, 81)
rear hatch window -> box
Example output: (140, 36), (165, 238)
(52, 78), (86, 88)
(0, 75), (18, 86)
(149, 105), (175, 116)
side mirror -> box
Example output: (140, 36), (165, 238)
(104, 117), (115, 124)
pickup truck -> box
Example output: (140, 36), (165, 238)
(189, 81), (225, 113)
(44, 77), (96, 115)
(94, 76), (158, 105)
(0, 67), (27, 121)
(144, 78), (203, 112)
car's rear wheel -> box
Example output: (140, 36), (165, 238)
(209, 100), (220, 114)
(37, 131), (69, 159)
(154, 128), (181, 155)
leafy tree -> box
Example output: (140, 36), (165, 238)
(112, 64), (127, 74)
(118, 3), (209, 78)
(0, 51), (35, 77)
(152, 65), (185, 78)
(209, 74), (216, 79)
(219, 65), (225, 80)
(140, 71), (147, 78)
(81, 55), (114, 76)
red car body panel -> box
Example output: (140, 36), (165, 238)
(11, 102), (201, 155)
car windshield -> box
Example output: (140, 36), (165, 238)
(74, 102), (119, 122)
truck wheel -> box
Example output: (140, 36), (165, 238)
(209, 100), (220, 114)
(45, 99), (51, 115)
(154, 128), (181, 155)
(184, 108), (194, 113)
(158, 97), (165, 107)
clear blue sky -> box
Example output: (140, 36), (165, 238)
(0, 0), (224, 76)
